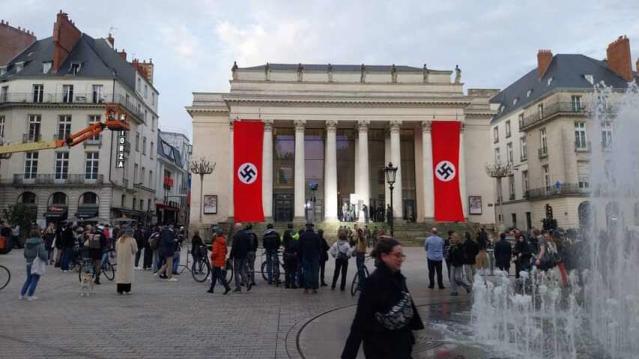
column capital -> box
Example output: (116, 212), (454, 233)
(263, 119), (274, 131)
(326, 120), (338, 131)
(294, 120), (306, 131)
(421, 120), (432, 132)
(357, 119), (370, 131)
(389, 120), (402, 132)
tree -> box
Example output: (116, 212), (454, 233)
(2, 203), (36, 239)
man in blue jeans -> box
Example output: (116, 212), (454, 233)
(424, 227), (445, 289)
(262, 224), (281, 285)
(354, 226), (368, 290)
(298, 223), (320, 294)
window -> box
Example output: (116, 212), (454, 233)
(520, 137), (527, 161)
(151, 92), (155, 106)
(505, 120), (511, 138)
(135, 132), (140, 151)
(141, 166), (145, 184)
(537, 103), (544, 120)
(92, 85), (103, 103)
(28, 115), (41, 141)
(602, 121), (613, 150)
(526, 89), (533, 97)
(15, 62), (24, 72)
(493, 126), (499, 143)
(144, 110), (147, 124)
(62, 85), (74, 103)
(522, 170), (529, 195)
(88, 115), (101, 142)
(574, 122), (587, 149)
(121, 194), (126, 207)
(142, 137), (147, 155)
(149, 170), (153, 186)
(85, 152), (99, 179)
(0, 66), (6, 76)
(137, 78), (141, 92)
(144, 84), (148, 98)
(571, 95), (582, 111)
(147, 199), (151, 211)
(585, 74), (594, 85)
(494, 148), (501, 163)
(540, 128), (548, 154)
(58, 115), (72, 140)
(134, 163), (139, 183)
(32, 84), (44, 103)
(42, 61), (52, 74)
(81, 192), (98, 205)
(507, 142), (513, 163)
(140, 199), (144, 210)
(132, 197), (136, 210)
(55, 152), (69, 179)
(508, 175), (515, 200)
(543, 165), (550, 193)
(512, 98), (518, 106)
(70, 62), (81, 75)
(518, 113), (524, 130)
(150, 142), (154, 159)
(0, 116), (5, 138)
(24, 152), (38, 179)
(0, 86), (7, 102)
(547, 77), (553, 86)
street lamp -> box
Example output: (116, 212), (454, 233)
(190, 158), (215, 226)
(384, 162), (398, 237)
(485, 162), (513, 231)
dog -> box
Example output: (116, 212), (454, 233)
(80, 271), (94, 297)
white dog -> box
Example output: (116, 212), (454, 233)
(80, 271), (94, 297)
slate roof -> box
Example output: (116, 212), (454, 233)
(157, 134), (182, 168)
(0, 33), (145, 92)
(242, 63), (426, 72)
(490, 54), (637, 123)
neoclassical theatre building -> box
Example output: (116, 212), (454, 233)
(187, 63), (498, 228)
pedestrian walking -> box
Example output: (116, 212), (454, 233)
(262, 224), (281, 285)
(513, 233), (532, 278)
(424, 228), (445, 289)
(19, 227), (48, 301)
(208, 228), (231, 295)
(329, 230), (352, 291)
(245, 224), (258, 286)
(282, 224), (299, 289)
(229, 223), (252, 292)
(191, 230), (204, 273)
(494, 233), (512, 273)
(299, 223), (321, 293)
(318, 229), (330, 287)
(342, 238), (424, 359)
(449, 233), (472, 296)
(157, 225), (178, 281)
(115, 228), (138, 295)
(133, 225), (146, 270)
(354, 225), (368, 291)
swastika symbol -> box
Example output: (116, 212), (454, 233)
(237, 162), (258, 184)
(435, 161), (456, 182)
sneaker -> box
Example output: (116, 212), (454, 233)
(18, 295), (24, 300)
(223, 287), (231, 295)
(428, 285), (434, 289)
(135, 267), (141, 270)
(159, 274), (168, 279)
(247, 282), (252, 292)
(206, 289), (214, 293)
(27, 296), (38, 301)
(321, 282), (328, 287)
(167, 278), (178, 282)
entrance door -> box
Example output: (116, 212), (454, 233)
(273, 192), (293, 223)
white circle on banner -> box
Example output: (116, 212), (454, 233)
(237, 162), (258, 184)
(435, 161), (456, 182)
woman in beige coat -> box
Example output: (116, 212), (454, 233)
(115, 228), (138, 295)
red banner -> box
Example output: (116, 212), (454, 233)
(431, 121), (464, 222)
(233, 120), (265, 222)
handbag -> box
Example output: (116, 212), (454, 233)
(374, 291), (415, 330)
(31, 256), (47, 276)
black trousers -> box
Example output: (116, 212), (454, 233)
(320, 259), (327, 284)
(143, 246), (153, 269)
(209, 267), (229, 291)
(331, 258), (348, 290)
(284, 257), (298, 287)
(427, 259), (444, 288)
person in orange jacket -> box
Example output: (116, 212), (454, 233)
(207, 228), (231, 295)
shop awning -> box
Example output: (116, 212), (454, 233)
(44, 206), (68, 220)
(75, 206), (99, 219)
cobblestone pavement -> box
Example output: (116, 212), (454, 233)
(0, 246), (471, 359)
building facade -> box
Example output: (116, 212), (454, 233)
(188, 63), (497, 229)
(0, 12), (159, 225)
(154, 130), (191, 226)
(489, 36), (637, 230)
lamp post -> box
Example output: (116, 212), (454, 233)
(190, 158), (215, 226)
(485, 162), (513, 231)
(384, 162), (398, 237)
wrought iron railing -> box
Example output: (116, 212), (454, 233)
(522, 101), (587, 129)
(13, 173), (104, 185)
(525, 183), (589, 200)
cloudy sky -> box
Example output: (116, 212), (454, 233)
(3, 0), (639, 139)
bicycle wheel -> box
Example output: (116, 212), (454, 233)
(261, 261), (269, 281)
(102, 262), (115, 281)
(351, 273), (359, 296)
(0, 265), (10, 290)
(191, 257), (210, 282)
(225, 259), (234, 284)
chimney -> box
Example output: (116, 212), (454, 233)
(118, 49), (127, 61)
(106, 33), (114, 48)
(52, 11), (81, 73)
(537, 50), (553, 78)
(606, 35), (633, 81)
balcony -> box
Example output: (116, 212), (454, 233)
(522, 101), (587, 130)
(538, 148), (548, 159)
(575, 140), (591, 152)
(0, 92), (144, 122)
(525, 183), (589, 200)
(12, 174), (104, 186)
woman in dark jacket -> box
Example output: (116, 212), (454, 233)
(318, 229), (330, 286)
(342, 238), (424, 359)
(513, 233), (532, 278)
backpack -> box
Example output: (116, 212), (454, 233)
(337, 244), (349, 261)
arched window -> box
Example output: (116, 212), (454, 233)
(79, 192), (98, 206)
(578, 201), (591, 229)
(49, 192), (67, 206)
(18, 192), (36, 204)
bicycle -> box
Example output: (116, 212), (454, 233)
(260, 249), (285, 283)
(0, 264), (10, 290)
(351, 255), (371, 296)
(176, 243), (211, 283)
(79, 249), (115, 282)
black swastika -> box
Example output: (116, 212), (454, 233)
(437, 163), (454, 180)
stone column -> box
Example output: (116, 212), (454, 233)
(390, 120), (403, 219)
(422, 121), (434, 220)
(228, 121), (234, 220)
(356, 120), (370, 222)
(459, 123), (468, 218)
(324, 120), (338, 221)
(294, 120), (306, 221)
(262, 120), (273, 221)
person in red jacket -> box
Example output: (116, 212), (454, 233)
(207, 229), (231, 295)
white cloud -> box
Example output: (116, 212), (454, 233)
(160, 24), (200, 61)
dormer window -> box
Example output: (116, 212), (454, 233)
(547, 77), (553, 86)
(512, 97), (519, 105)
(70, 62), (82, 75)
(0, 66), (6, 76)
(499, 105), (505, 113)
(584, 74), (594, 85)
(42, 62), (52, 74)
(526, 89), (533, 98)
(15, 62), (24, 73)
